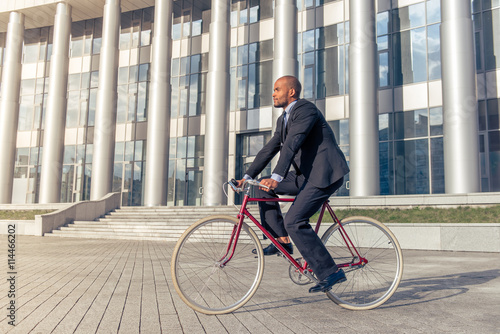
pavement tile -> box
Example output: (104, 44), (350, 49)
(0, 236), (499, 333)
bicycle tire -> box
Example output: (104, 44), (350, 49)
(321, 216), (403, 310)
(171, 215), (264, 315)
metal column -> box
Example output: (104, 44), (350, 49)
(0, 12), (24, 203)
(202, 0), (231, 206)
(348, 0), (380, 196)
(39, 3), (72, 203)
(143, 0), (173, 206)
(273, 0), (298, 131)
(441, 0), (480, 193)
(90, 0), (121, 200)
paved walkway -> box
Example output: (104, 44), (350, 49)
(1, 236), (499, 333)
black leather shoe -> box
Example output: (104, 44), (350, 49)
(252, 242), (293, 256)
(308, 269), (346, 293)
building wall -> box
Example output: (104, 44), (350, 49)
(0, 0), (499, 205)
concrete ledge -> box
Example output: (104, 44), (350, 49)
(33, 193), (121, 236)
(332, 192), (500, 208)
(387, 223), (500, 253)
(0, 193), (121, 236)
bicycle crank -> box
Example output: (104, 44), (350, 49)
(288, 258), (316, 285)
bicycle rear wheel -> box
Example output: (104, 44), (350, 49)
(171, 215), (264, 315)
(321, 216), (403, 310)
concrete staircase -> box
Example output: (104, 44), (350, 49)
(44, 205), (262, 241)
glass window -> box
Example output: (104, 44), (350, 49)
(189, 74), (199, 116)
(395, 139), (429, 194)
(427, 24), (441, 80)
(303, 30), (315, 52)
(139, 64), (149, 81)
(24, 44), (39, 63)
(190, 54), (200, 73)
(171, 58), (180, 76)
(260, 40), (273, 60)
(172, 23), (181, 40)
(88, 89), (97, 126)
(247, 109), (259, 130)
(115, 142), (124, 162)
(66, 91), (79, 128)
(258, 61), (273, 107)
(393, 27), (427, 85)
(478, 100), (487, 131)
(68, 74), (80, 91)
(135, 140), (144, 161)
(378, 35), (389, 51)
(316, 23), (344, 49)
(377, 11), (390, 36)
(392, 3), (426, 31)
(395, 109), (428, 139)
(137, 82), (147, 122)
(90, 71), (99, 88)
(429, 107), (443, 135)
(249, 5), (259, 23)
(129, 65), (138, 83)
(379, 141), (394, 195)
(483, 9), (500, 70)
(488, 131), (500, 191)
(316, 46), (345, 97)
(125, 141), (134, 161)
(118, 67), (129, 85)
(113, 163), (123, 192)
(180, 57), (189, 75)
(431, 137), (445, 193)
(379, 51), (389, 87)
(487, 98), (500, 130)
(16, 148), (30, 165)
(177, 137), (187, 158)
(238, 45), (249, 65)
(379, 113), (393, 141)
(63, 145), (76, 164)
(426, 0), (441, 25)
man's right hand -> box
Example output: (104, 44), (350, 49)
(229, 179), (246, 192)
(235, 179), (246, 188)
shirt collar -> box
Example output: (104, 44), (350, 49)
(284, 100), (298, 115)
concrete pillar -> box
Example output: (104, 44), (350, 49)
(440, 0), (479, 193)
(143, 0), (173, 206)
(0, 12), (25, 203)
(90, 0), (121, 200)
(348, 0), (380, 196)
(39, 3), (72, 203)
(202, 0), (231, 206)
(272, 0), (298, 133)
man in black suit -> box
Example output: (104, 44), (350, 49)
(235, 76), (350, 293)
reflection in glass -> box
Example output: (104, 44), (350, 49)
(427, 24), (441, 80)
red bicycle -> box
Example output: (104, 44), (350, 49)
(171, 179), (403, 314)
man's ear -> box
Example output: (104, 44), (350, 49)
(289, 88), (296, 98)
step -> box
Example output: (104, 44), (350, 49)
(46, 205), (266, 241)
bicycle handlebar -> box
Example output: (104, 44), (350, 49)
(228, 179), (269, 193)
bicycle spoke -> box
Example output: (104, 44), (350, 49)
(322, 217), (403, 310)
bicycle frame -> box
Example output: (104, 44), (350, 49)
(220, 191), (367, 275)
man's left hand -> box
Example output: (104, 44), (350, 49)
(259, 178), (278, 192)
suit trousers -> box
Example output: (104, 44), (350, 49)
(255, 172), (344, 280)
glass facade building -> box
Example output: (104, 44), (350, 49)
(0, 0), (499, 206)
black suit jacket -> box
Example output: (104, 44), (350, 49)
(246, 99), (349, 188)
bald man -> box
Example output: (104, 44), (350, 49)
(235, 76), (350, 293)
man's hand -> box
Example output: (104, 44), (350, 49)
(229, 178), (246, 192)
(259, 178), (278, 192)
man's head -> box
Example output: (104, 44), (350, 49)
(273, 76), (302, 109)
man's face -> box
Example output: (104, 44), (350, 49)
(272, 78), (293, 109)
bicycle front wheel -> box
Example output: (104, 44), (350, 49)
(171, 215), (264, 315)
(321, 216), (403, 310)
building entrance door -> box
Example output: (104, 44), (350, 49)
(185, 167), (203, 206)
